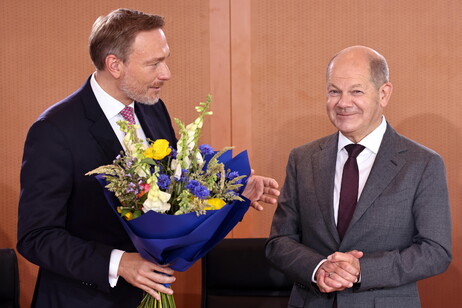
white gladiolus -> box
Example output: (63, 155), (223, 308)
(170, 158), (178, 170)
(173, 162), (182, 179)
(195, 151), (204, 166)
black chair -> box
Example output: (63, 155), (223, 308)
(202, 238), (292, 308)
(0, 249), (20, 308)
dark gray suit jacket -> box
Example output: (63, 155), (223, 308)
(266, 124), (452, 308)
(17, 77), (177, 307)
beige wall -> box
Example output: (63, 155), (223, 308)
(1, 0), (461, 307)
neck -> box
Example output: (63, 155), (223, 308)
(94, 70), (132, 106)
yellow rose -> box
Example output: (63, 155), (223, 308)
(123, 212), (134, 220)
(204, 198), (226, 210)
(145, 139), (172, 160)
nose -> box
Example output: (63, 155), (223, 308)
(336, 93), (352, 108)
(158, 62), (171, 80)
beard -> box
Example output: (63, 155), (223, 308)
(119, 75), (160, 105)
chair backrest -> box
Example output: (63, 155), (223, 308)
(0, 249), (20, 308)
(202, 238), (292, 308)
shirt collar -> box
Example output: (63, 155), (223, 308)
(90, 72), (135, 119)
(337, 116), (387, 154)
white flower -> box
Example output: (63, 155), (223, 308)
(195, 151), (204, 166)
(170, 158), (178, 171)
(142, 195), (171, 213)
(172, 159), (182, 179)
(183, 156), (191, 169)
(142, 175), (172, 213)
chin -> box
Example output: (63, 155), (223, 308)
(136, 97), (160, 106)
(337, 123), (359, 135)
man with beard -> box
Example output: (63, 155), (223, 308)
(17, 8), (279, 308)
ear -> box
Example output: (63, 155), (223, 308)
(379, 82), (393, 108)
(104, 54), (123, 79)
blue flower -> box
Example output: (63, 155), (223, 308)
(157, 174), (171, 190)
(227, 171), (242, 184)
(195, 186), (210, 199)
(185, 180), (210, 199)
(199, 144), (214, 156)
(227, 171), (239, 180)
(175, 169), (190, 182)
(170, 148), (177, 159)
(185, 180), (200, 190)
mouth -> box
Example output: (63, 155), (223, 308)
(150, 85), (163, 92)
(337, 112), (355, 117)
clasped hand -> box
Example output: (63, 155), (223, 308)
(316, 250), (363, 293)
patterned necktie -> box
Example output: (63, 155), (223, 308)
(120, 106), (135, 124)
(337, 143), (365, 240)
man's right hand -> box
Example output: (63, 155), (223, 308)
(315, 250), (363, 293)
(118, 252), (176, 300)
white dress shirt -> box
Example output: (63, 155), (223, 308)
(311, 116), (387, 282)
(333, 117), (387, 224)
(90, 73), (148, 287)
(90, 73), (148, 150)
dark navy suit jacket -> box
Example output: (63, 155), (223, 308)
(17, 77), (177, 307)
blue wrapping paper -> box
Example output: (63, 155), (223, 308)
(96, 150), (251, 272)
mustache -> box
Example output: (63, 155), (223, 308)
(152, 82), (164, 88)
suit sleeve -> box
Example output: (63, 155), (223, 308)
(17, 118), (113, 293)
(357, 153), (452, 291)
(266, 149), (325, 293)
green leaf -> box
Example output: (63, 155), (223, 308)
(140, 157), (156, 165)
(133, 210), (143, 219)
(121, 209), (131, 217)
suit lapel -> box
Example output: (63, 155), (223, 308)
(347, 124), (407, 233)
(80, 79), (123, 162)
(312, 134), (340, 242)
(135, 102), (163, 141)
(134, 100), (178, 148)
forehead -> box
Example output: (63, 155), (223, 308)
(129, 28), (170, 59)
(327, 58), (371, 87)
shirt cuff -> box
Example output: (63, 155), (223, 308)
(109, 249), (125, 288)
(312, 259), (327, 283)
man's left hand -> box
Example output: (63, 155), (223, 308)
(317, 250), (363, 292)
(242, 169), (280, 211)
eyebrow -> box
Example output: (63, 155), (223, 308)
(327, 83), (338, 88)
(144, 52), (171, 64)
(327, 83), (364, 89)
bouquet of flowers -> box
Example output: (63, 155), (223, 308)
(86, 95), (251, 308)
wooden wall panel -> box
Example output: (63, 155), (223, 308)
(1, 0), (210, 307)
(247, 1), (462, 307)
